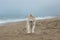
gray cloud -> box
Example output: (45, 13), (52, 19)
(0, 0), (60, 18)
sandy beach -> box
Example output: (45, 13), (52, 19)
(0, 17), (60, 40)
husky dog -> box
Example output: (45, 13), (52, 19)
(26, 14), (36, 33)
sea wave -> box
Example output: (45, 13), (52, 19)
(0, 16), (55, 24)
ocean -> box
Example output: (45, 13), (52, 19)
(0, 16), (55, 24)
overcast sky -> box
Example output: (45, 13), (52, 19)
(0, 0), (60, 18)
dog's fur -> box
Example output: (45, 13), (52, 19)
(26, 14), (36, 33)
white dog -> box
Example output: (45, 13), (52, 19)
(26, 14), (36, 33)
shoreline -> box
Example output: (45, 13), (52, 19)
(0, 16), (59, 27)
(0, 16), (56, 24)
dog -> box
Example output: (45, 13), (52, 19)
(26, 14), (36, 33)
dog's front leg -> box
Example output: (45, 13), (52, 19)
(32, 21), (36, 33)
(26, 20), (31, 33)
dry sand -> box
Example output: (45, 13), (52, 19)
(0, 17), (60, 40)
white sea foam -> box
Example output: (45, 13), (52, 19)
(0, 16), (55, 24)
(36, 16), (55, 20)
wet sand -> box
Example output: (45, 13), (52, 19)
(0, 17), (60, 40)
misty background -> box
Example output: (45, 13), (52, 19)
(0, 0), (60, 19)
